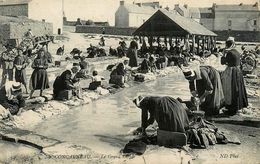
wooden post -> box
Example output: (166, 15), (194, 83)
(139, 36), (142, 44)
(164, 36), (167, 48)
(210, 36), (213, 52)
(169, 37), (172, 47)
(197, 36), (200, 55)
(202, 36), (205, 52)
(192, 35), (195, 53)
(214, 37), (217, 49)
(185, 34), (190, 52)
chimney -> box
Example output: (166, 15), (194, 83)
(184, 4), (188, 9)
(153, 2), (160, 8)
(136, 3), (142, 7)
(120, 1), (124, 6)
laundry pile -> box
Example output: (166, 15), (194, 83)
(187, 117), (241, 149)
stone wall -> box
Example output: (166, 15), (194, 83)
(214, 30), (260, 42)
(0, 4), (28, 17)
(75, 25), (260, 42)
(0, 21), (52, 42)
(76, 25), (137, 36)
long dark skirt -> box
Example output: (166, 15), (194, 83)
(200, 69), (225, 116)
(154, 97), (189, 133)
(30, 69), (49, 90)
(221, 66), (248, 115)
(15, 69), (27, 85)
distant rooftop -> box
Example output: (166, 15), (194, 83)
(213, 3), (259, 11)
(0, 0), (31, 6)
(119, 1), (159, 14)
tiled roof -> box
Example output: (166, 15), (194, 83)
(162, 9), (216, 36)
(0, 0), (31, 6)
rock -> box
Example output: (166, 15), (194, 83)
(13, 110), (43, 128)
(0, 105), (10, 120)
(48, 101), (70, 111)
(26, 97), (46, 104)
(0, 128), (61, 149)
(42, 142), (90, 156)
(96, 87), (109, 95)
(64, 99), (81, 106)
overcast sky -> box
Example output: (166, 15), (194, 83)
(64, 0), (259, 25)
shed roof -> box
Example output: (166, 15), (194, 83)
(133, 9), (217, 37)
(0, 0), (31, 6)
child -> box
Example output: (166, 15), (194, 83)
(89, 70), (104, 90)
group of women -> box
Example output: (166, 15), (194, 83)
(133, 37), (248, 136)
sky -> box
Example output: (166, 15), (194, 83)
(64, 0), (259, 25)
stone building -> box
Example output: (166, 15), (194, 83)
(200, 2), (260, 31)
(115, 1), (159, 28)
(0, 0), (63, 34)
(174, 4), (200, 23)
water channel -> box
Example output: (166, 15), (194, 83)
(31, 71), (191, 155)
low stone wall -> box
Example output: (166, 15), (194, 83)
(214, 30), (260, 43)
(76, 25), (137, 36)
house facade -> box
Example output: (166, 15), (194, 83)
(115, 1), (158, 28)
(0, 0), (63, 34)
(200, 2), (260, 31)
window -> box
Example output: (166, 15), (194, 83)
(254, 20), (257, 25)
(228, 20), (232, 26)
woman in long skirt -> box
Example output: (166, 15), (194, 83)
(29, 49), (49, 98)
(133, 96), (189, 135)
(182, 65), (225, 116)
(221, 37), (248, 115)
(14, 49), (30, 94)
(127, 41), (138, 67)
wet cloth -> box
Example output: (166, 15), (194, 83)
(221, 49), (248, 115)
(123, 140), (147, 155)
(14, 55), (29, 85)
(139, 96), (189, 133)
(30, 57), (49, 90)
(189, 66), (225, 116)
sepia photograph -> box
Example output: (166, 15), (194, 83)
(0, 0), (259, 163)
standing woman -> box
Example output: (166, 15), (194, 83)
(29, 49), (49, 98)
(127, 40), (138, 67)
(182, 66), (225, 116)
(14, 48), (30, 94)
(221, 37), (248, 115)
